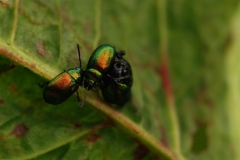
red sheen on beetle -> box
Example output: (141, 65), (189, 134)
(97, 51), (111, 70)
(55, 72), (71, 88)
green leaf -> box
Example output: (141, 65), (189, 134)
(0, 0), (239, 159)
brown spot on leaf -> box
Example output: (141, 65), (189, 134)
(0, 1), (9, 7)
(102, 120), (114, 127)
(11, 147), (20, 153)
(205, 98), (214, 108)
(0, 99), (4, 105)
(10, 123), (29, 138)
(0, 135), (5, 141)
(29, 63), (36, 69)
(133, 143), (150, 160)
(85, 133), (100, 143)
(71, 123), (81, 129)
(9, 83), (18, 93)
(36, 41), (47, 57)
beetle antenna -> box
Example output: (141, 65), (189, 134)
(79, 88), (88, 108)
(77, 44), (82, 68)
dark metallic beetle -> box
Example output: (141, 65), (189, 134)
(84, 44), (116, 90)
(84, 44), (133, 105)
(43, 44), (133, 107)
(100, 51), (133, 105)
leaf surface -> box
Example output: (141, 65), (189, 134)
(0, 0), (239, 160)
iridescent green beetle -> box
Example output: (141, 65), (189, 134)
(84, 44), (133, 105)
(43, 45), (84, 105)
(43, 44), (133, 107)
(84, 44), (116, 90)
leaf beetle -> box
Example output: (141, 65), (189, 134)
(84, 44), (133, 105)
(42, 45), (85, 106)
(100, 50), (133, 106)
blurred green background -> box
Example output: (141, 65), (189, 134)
(0, 0), (240, 159)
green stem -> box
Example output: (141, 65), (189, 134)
(87, 95), (177, 160)
(10, 0), (19, 44)
(225, 4), (240, 160)
(157, 0), (184, 159)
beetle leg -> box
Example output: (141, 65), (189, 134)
(76, 90), (81, 108)
(77, 88), (88, 108)
(105, 74), (118, 100)
(98, 79), (105, 88)
(106, 74), (115, 81)
(111, 79), (120, 104)
(80, 89), (88, 108)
